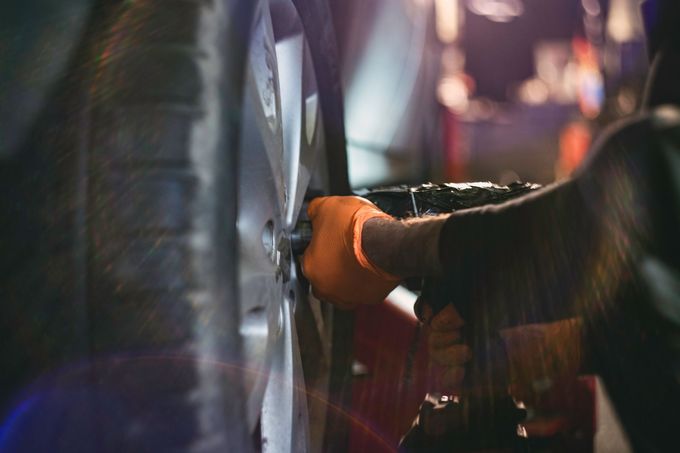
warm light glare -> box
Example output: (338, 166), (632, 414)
(435, 0), (460, 43)
(467, 0), (524, 23)
(581, 0), (600, 17)
(441, 47), (465, 74)
(616, 88), (637, 115)
(518, 78), (549, 105)
(607, 0), (642, 43)
(437, 76), (469, 112)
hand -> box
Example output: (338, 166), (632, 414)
(421, 304), (471, 393)
(301, 196), (401, 308)
(500, 318), (583, 404)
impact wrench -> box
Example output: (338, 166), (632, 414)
(291, 183), (541, 452)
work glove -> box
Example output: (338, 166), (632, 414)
(415, 278), (472, 393)
(420, 304), (471, 393)
(301, 196), (401, 309)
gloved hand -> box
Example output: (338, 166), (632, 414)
(421, 304), (471, 393)
(500, 318), (583, 404)
(301, 196), (401, 309)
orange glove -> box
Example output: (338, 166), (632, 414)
(301, 196), (401, 308)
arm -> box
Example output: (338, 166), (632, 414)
(302, 113), (680, 446)
(361, 215), (447, 278)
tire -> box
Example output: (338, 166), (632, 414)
(0, 0), (349, 452)
(237, 0), (350, 450)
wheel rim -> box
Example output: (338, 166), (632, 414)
(238, 0), (331, 450)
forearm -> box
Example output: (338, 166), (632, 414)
(439, 179), (595, 325)
(361, 178), (597, 322)
(362, 215), (448, 278)
(362, 117), (655, 324)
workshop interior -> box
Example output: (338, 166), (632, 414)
(0, 0), (678, 452)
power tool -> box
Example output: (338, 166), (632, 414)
(291, 182), (541, 452)
(291, 182), (539, 255)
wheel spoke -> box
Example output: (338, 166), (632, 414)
(239, 1), (332, 450)
(297, 37), (323, 211)
(239, 0), (287, 432)
(261, 297), (309, 452)
(271, 1), (321, 227)
(289, 300), (311, 452)
(292, 262), (332, 371)
(246, 0), (286, 211)
(238, 82), (282, 313)
(275, 32), (304, 227)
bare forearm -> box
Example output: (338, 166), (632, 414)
(362, 215), (448, 278)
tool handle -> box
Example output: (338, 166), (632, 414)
(291, 220), (312, 255)
(417, 277), (509, 394)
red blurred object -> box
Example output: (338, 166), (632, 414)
(348, 299), (430, 452)
(442, 108), (467, 182)
(557, 121), (592, 177)
(348, 298), (596, 452)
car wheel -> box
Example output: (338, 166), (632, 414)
(239, 0), (350, 451)
(0, 0), (350, 451)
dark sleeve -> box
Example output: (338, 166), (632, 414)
(437, 115), (665, 329)
(438, 178), (594, 327)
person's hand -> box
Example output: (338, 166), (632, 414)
(421, 304), (471, 393)
(301, 196), (401, 308)
(500, 318), (583, 404)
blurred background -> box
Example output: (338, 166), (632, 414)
(331, 0), (648, 188)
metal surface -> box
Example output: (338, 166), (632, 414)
(237, 0), (331, 450)
(291, 219), (313, 255)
